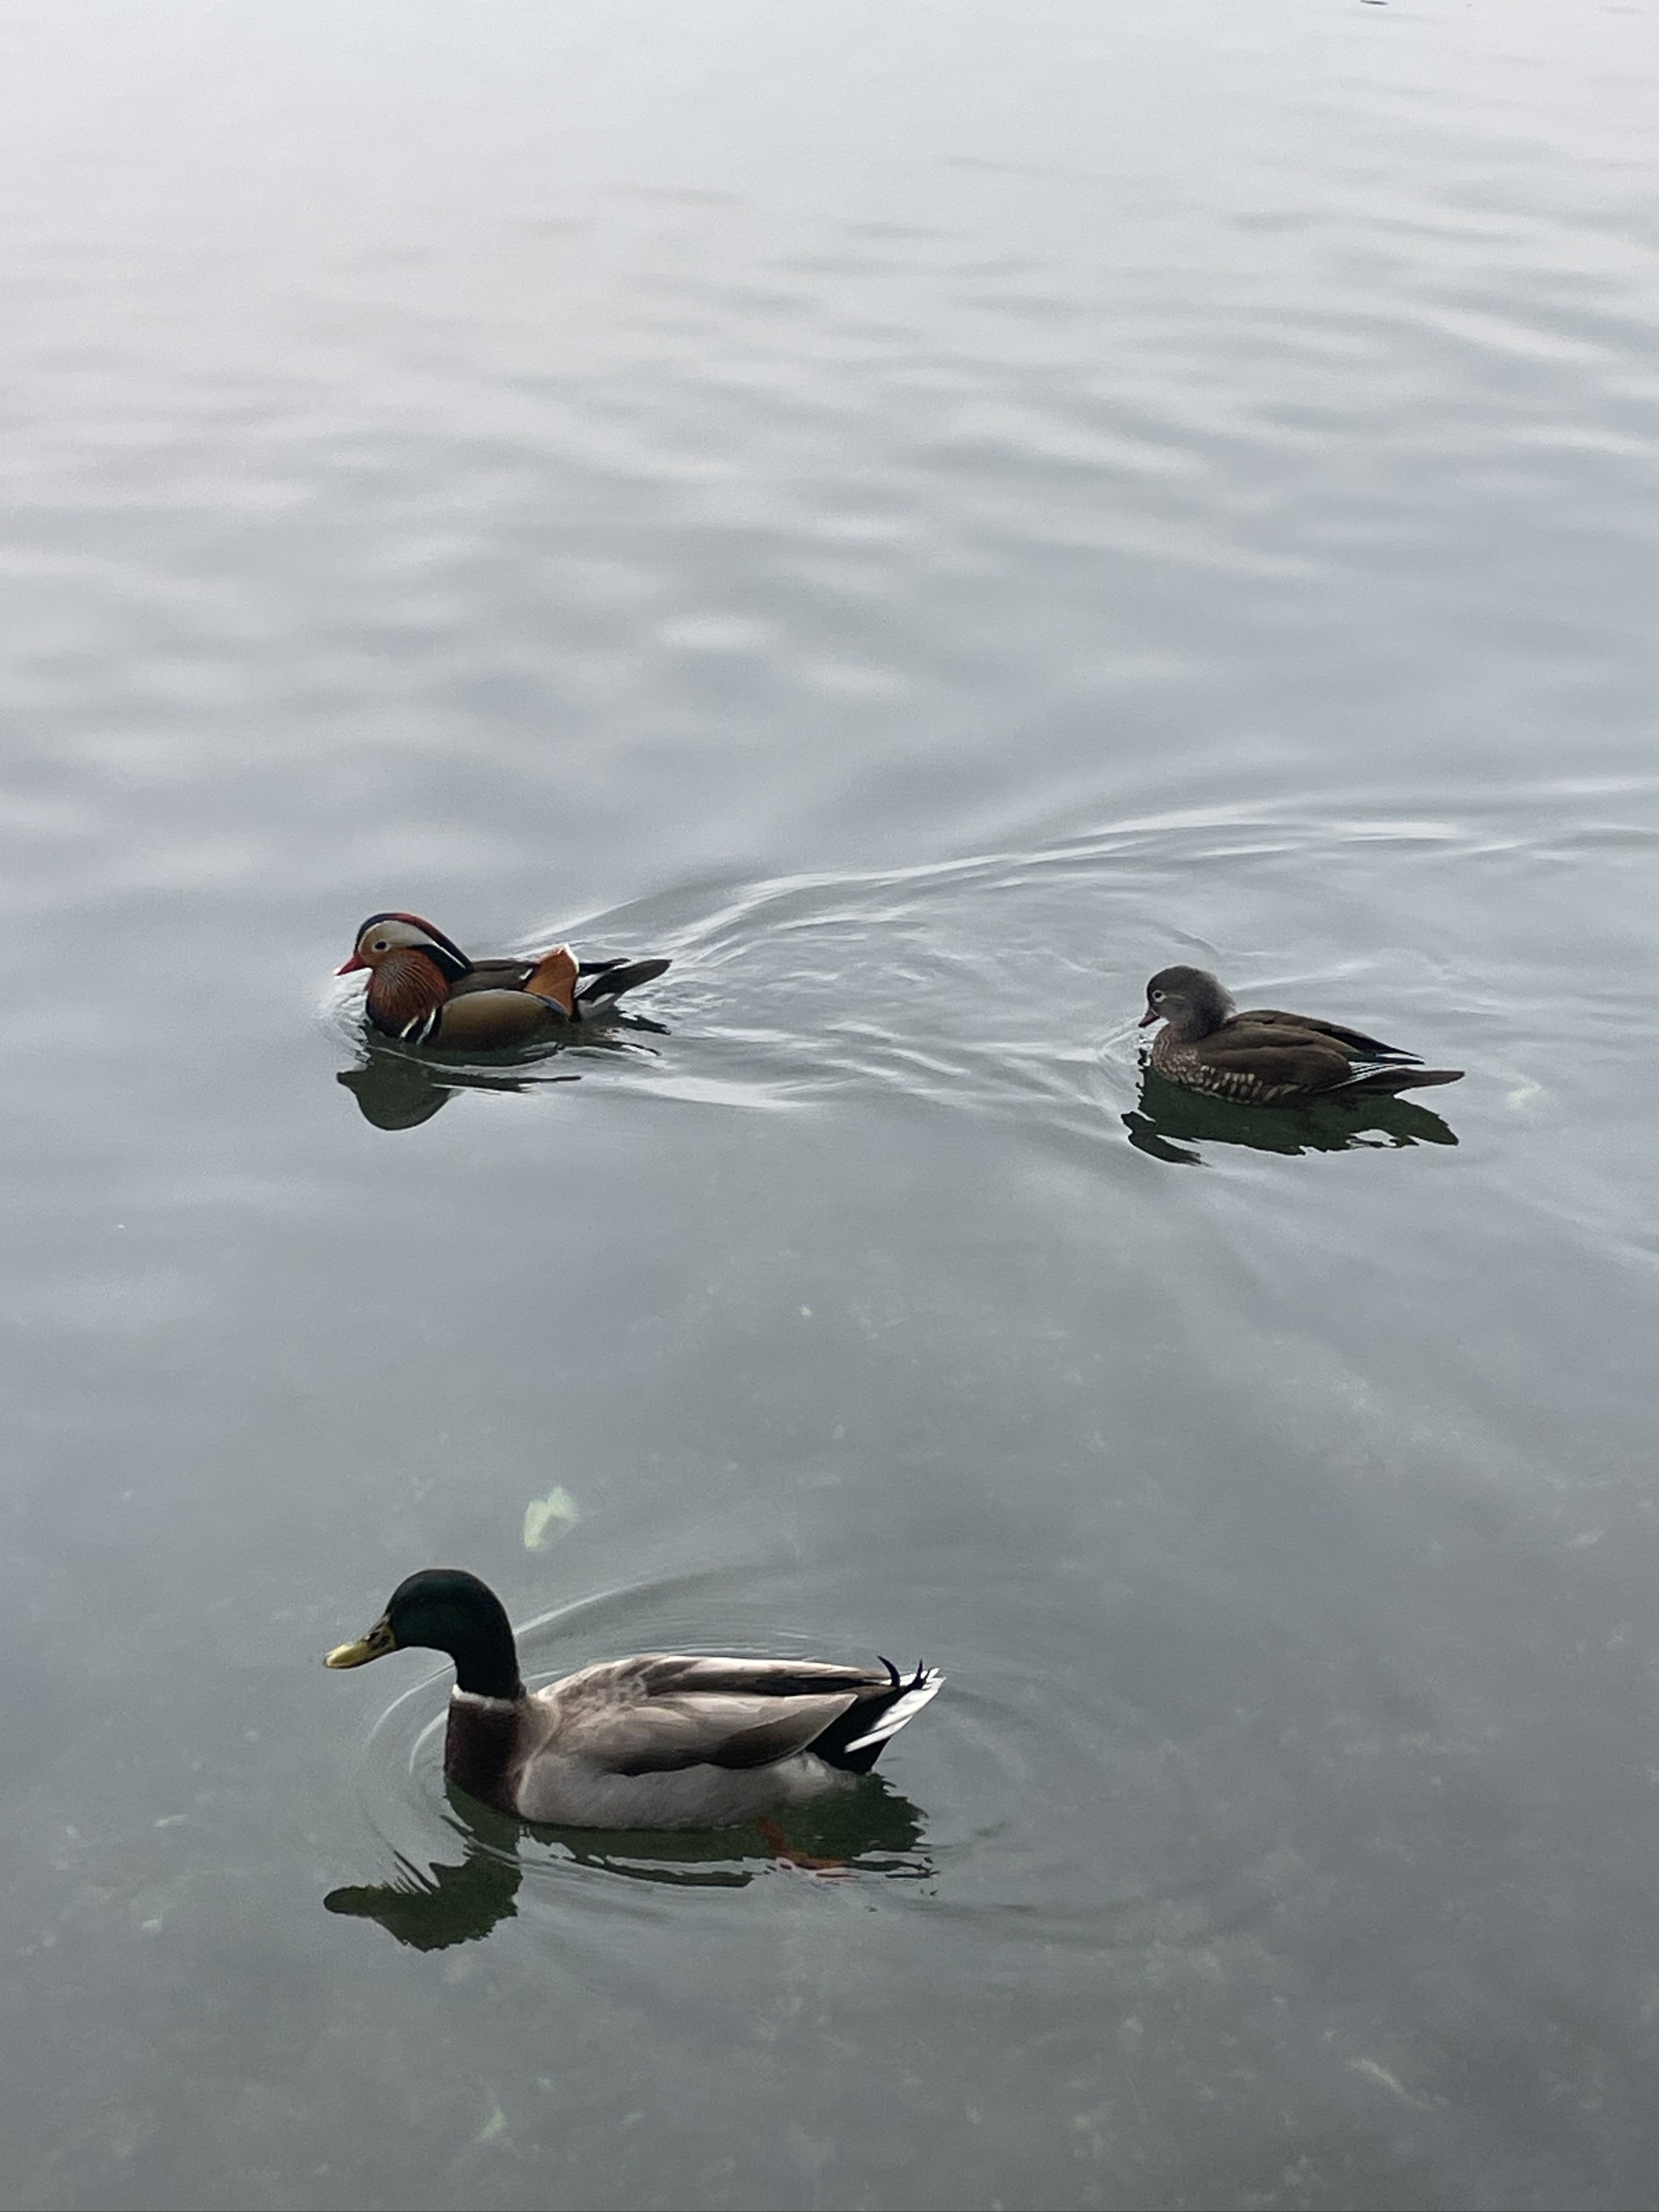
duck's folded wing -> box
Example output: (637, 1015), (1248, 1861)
(448, 958), (537, 995)
(1236, 1008), (1418, 1062)
(444, 948), (580, 1017)
(425, 990), (562, 1047)
(563, 1690), (859, 1775)
(628, 1654), (888, 1699)
(547, 1654), (882, 1775)
(1201, 1020), (1364, 1091)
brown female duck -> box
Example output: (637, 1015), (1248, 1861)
(326, 1568), (944, 1830)
(1139, 965), (1464, 1104)
(336, 912), (670, 1049)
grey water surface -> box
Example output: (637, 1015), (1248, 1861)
(3, 2), (1659, 2207)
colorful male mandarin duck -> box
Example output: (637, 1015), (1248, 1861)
(1139, 965), (1465, 1104)
(337, 913), (671, 1048)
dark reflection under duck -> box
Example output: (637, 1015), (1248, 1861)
(1124, 1066), (1460, 1165)
(325, 1780), (932, 1949)
(335, 1051), (580, 1132)
(326, 1796), (526, 1950)
(335, 1019), (666, 1131)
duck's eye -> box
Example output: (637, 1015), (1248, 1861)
(373, 939), (388, 953)
(1151, 989), (1165, 1003)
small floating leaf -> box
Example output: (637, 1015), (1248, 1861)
(522, 1485), (580, 1550)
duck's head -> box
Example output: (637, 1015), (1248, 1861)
(1139, 965), (1236, 1042)
(337, 913), (471, 982)
(326, 1568), (524, 1699)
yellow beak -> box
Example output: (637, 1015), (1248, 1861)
(325, 1615), (398, 1669)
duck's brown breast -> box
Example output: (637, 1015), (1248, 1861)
(1151, 1026), (1302, 1103)
(366, 948), (450, 1038)
(444, 1694), (525, 1814)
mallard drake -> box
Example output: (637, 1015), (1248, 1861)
(335, 913), (670, 1049)
(326, 1569), (945, 1831)
(1139, 965), (1465, 1103)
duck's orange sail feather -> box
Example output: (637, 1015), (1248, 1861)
(522, 944), (578, 1016)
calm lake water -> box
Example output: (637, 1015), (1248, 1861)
(4, 2), (1658, 2206)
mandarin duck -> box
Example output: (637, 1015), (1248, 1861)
(326, 1568), (944, 1831)
(1139, 965), (1465, 1103)
(336, 912), (670, 1048)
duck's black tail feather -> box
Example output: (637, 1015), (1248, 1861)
(1341, 1066), (1464, 1097)
(575, 957), (672, 1008)
(813, 1664), (946, 1774)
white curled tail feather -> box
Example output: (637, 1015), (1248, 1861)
(843, 1667), (945, 1754)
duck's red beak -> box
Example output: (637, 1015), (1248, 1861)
(335, 952), (366, 976)
(1138, 1004), (1158, 1026)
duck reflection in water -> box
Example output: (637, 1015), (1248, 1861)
(326, 1797), (526, 1951)
(336, 1051), (578, 1132)
(336, 1019), (666, 1132)
(1124, 1066), (1460, 1166)
(325, 1783), (933, 1950)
